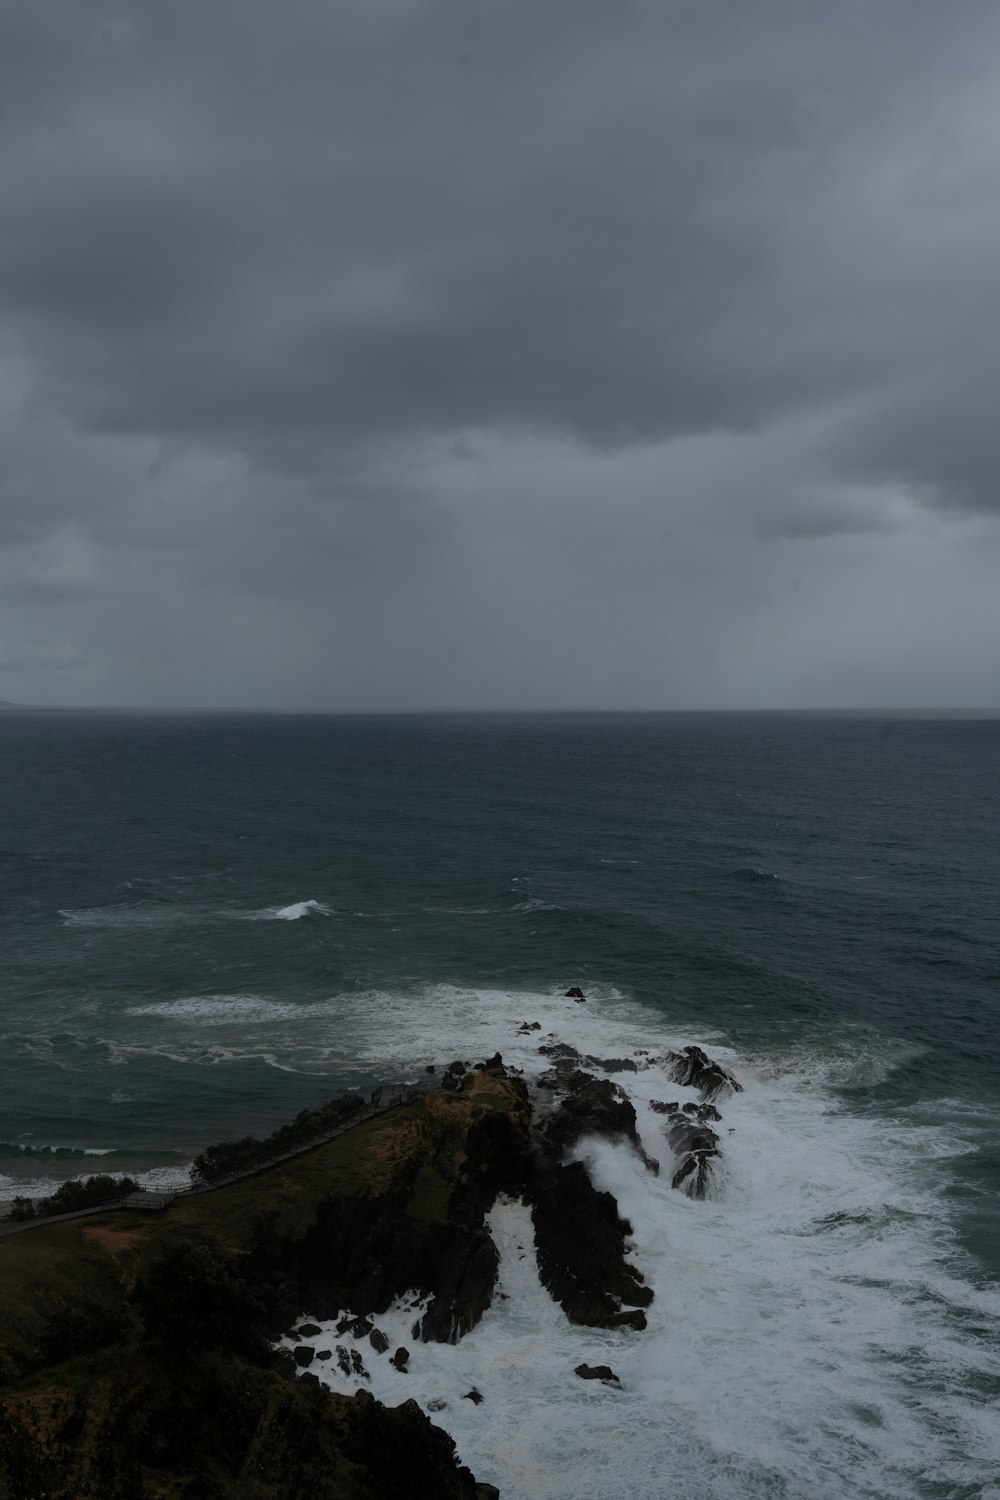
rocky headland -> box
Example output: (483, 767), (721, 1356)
(0, 1008), (741, 1498)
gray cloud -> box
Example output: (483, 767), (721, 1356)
(1, 0), (1000, 707)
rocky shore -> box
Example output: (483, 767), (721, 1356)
(0, 999), (740, 1497)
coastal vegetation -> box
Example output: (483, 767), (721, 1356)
(2, 1174), (141, 1224)
(190, 1091), (370, 1183)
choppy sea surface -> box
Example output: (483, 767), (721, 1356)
(1, 710), (998, 1497)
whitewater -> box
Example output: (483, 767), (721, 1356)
(3, 710), (998, 1495)
(285, 985), (1000, 1500)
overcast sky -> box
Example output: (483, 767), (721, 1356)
(2, 0), (1000, 709)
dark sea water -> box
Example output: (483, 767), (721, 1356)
(2, 711), (998, 1498)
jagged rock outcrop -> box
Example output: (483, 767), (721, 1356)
(536, 1069), (658, 1175)
(654, 1103), (722, 1198)
(658, 1045), (741, 1101)
(530, 1160), (651, 1330)
(575, 1363), (620, 1384)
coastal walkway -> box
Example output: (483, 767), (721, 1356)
(0, 1087), (416, 1241)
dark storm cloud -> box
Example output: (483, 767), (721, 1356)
(2, 0), (999, 504)
(2, 0), (1000, 708)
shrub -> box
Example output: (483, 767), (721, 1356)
(190, 1092), (368, 1184)
(2, 1175), (141, 1224)
(36, 1175), (141, 1216)
(133, 1233), (271, 1360)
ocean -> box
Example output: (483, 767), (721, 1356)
(1, 710), (998, 1497)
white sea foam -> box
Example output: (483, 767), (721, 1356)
(126, 993), (333, 1025)
(287, 987), (1000, 1500)
(59, 897), (334, 928)
(250, 899), (333, 921)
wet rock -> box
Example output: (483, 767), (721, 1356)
(540, 1071), (643, 1157)
(680, 1100), (722, 1122)
(299, 1370), (320, 1384)
(337, 1346), (352, 1376)
(370, 1327), (390, 1354)
(441, 1060), (469, 1091)
(565, 987), (586, 1001)
(476, 1487), (501, 1500)
(474, 1051), (507, 1074)
(396, 1398), (425, 1419)
(296, 1322), (322, 1337)
(539, 1042), (581, 1061)
(427, 1398), (448, 1411)
(345, 1314), (374, 1339)
(649, 1100), (680, 1114)
(587, 1056), (639, 1073)
(530, 1159), (652, 1329)
(293, 1345), (314, 1367)
(608, 1308), (647, 1330)
(575, 1363), (621, 1384)
(517, 1021), (542, 1032)
(463, 1388), (485, 1405)
(392, 1347), (410, 1371)
(350, 1349), (369, 1378)
(662, 1113), (721, 1199)
(426, 1064), (436, 1073)
(315, 1348), (332, 1361)
(659, 1045), (741, 1100)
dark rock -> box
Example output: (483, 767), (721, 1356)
(475, 1051), (507, 1074)
(662, 1112), (722, 1199)
(346, 1314), (374, 1339)
(337, 1346), (352, 1376)
(575, 1363), (621, 1384)
(530, 1159), (652, 1329)
(315, 1348), (332, 1360)
(426, 1064), (436, 1073)
(679, 1100), (722, 1123)
(298, 1370), (320, 1384)
(565, 987), (586, 1001)
(587, 1056), (639, 1073)
(271, 1347), (297, 1379)
(476, 1486), (501, 1499)
(539, 1042), (581, 1061)
(463, 1388), (485, 1405)
(540, 1071), (642, 1157)
(296, 1322), (322, 1337)
(649, 1100), (680, 1114)
(396, 1398), (426, 1419)
(392, 1347), (410, 1371)
(659, 1045), (741, 1100)
(293, 1345), (315, 1367)
(350, 1349), (368, 1377)
(517, 1021), (542, 1032)
(608, 1308), (647, 1330)
(441, 1060), (469, 1091)
(370, 1327), (390, 1354)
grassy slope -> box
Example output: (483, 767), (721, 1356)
(0, 1078), (526, 1498)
